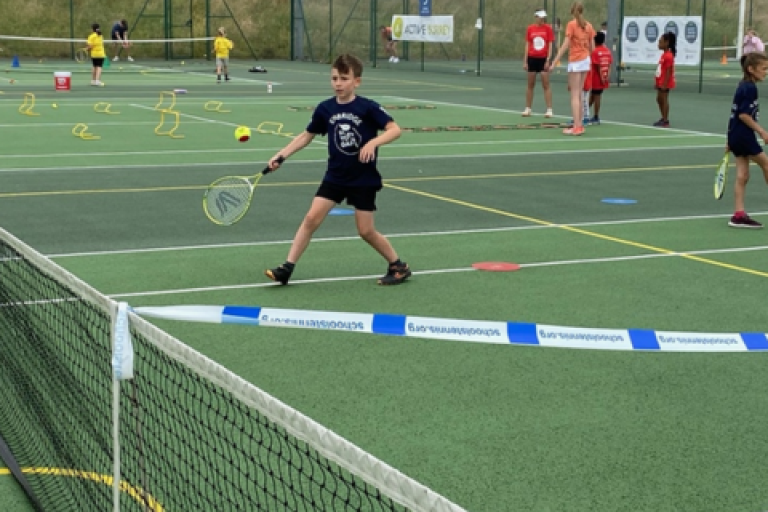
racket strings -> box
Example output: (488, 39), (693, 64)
(206, 178), (253, 224)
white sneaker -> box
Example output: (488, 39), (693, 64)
(127, 56), (134, 62)
(389, 56), (394, 62)
(113, 56), (119, 62)
(91, 80), (98, 86)
(393, 57), (399, 63)
(522, 107), (532, 117)
(545, 109), (553, 118)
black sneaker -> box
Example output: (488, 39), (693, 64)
(378, 262), (412, 285)
(728, 214), (763, 229)
(265, 265), (293, 285)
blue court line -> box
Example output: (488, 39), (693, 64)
(132, 305), (768, 352)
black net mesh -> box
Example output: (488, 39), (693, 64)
(0, 234), (422, 511)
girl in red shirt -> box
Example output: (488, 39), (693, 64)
(654, 32), (676, 127)
(522, 10), (555, 118)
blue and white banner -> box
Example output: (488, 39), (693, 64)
(133, 305), (768, 353)
(112, 302), (135, 380)
(621, 16), (702, 66)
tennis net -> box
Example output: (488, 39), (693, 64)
(0, 226), (466, 512)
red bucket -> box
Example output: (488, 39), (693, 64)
(54, 71), (71, 91)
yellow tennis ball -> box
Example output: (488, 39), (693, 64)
(52, 103), (58, 108)
(235, 126), (251, 142)
(181, 61), (185, 65)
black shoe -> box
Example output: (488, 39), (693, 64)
(728, 214), (763, 229)
(265, 265), (293, 285)
(378, 262), (411, 285)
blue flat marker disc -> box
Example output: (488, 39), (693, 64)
(601, 198), (638, 204)
(329, 208), (355, 216)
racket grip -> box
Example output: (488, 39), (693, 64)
(263, 156), (285, 175)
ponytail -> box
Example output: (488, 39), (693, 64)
(571, 2), (586, 29)
(665, 32), (677, 56)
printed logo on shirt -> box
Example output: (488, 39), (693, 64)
(533, 36), (546, 51)
(334, 123), (362, 155)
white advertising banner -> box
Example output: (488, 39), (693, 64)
(391, 15), (454, 43)
(621, 16), (702, 66)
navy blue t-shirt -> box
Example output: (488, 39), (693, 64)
(306, 96), (394, 187)
(728, 80), (759, 143)
(111, 22), (126, 38)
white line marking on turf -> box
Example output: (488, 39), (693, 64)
(129, 63), (281, 85)
(129, 103), (326, 146)
(0, 143), (724, 164)
(47, 215), (768, 259)
(387, 95), (723, 138)
(107, 245), (768, 298)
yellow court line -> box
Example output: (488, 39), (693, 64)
(384, 182), (768, 279)
(0, 467), (164, 510)
(0, 163), (724, 199)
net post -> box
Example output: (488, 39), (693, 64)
(699, 0), (706, 93)
(112, 373), (121, 511)
(736, 0), (746, 60)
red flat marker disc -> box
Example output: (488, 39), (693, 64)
(472, 262), (521, 272)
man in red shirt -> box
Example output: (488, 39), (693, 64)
(522, 10), (555, 118)
(588, 32), (613, 124)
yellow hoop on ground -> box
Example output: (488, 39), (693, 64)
(154, 91), (177, 111)
(203, 100), (231, 113)
(72, 123), (100, 140)
(155, 109), (184, 139)
(255, 121), (294, 138)
(94, 102), (120, 115)
(19, 93), (39, 116)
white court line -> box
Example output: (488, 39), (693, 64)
(0, 159), (708, 174)
(107, 245), (768, 298)
(129, 103), (327, 146)
(0, 143), (724, 164)
(129, 63), (281, 85)
(387, 95), (723, 138)
(48, 214), (768, 259)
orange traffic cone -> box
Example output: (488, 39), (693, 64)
(721, 52), (728, 65)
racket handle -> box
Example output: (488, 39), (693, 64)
(262, 156), (285, 175)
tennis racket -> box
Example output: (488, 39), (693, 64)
(714, 152), (730, 200)
(75, 48), (89, 63)
(203, 157), (284, 226)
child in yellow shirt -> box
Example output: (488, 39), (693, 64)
(214, 28), (234, 83)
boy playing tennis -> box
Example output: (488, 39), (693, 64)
(726, 52), (768, 229)
(264, 54), (411, 286)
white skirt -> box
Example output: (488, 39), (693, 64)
(568, 57), (591, 72)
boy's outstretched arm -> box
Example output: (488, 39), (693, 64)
(268, 131), (317, 169)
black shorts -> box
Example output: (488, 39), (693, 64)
(316, 181), (382, 212)
(590, 89), (604, 96)
(92, 58), (104, 68)
(656, 86), (671, 93)
(728, 136), (763, 157)
(527, 56), (547, 73)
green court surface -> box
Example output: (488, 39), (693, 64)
(2, 58), (768, 512)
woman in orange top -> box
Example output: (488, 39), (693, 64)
(548, 2), (595, 135)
